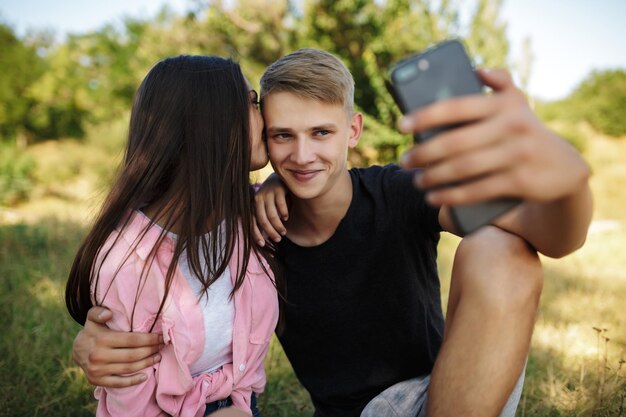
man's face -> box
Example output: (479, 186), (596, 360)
(263, 91), (361, 201)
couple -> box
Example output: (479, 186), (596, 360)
(66, 48), (592, 417)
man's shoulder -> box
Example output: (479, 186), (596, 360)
(350, 163), (407, 179)
(350, 163), (401, 174)
(350, 163), (415, 189)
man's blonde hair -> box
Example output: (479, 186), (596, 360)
(260, 48), (355, 114)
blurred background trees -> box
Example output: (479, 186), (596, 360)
(1, 0), (624, 206)
(536, 69), (626, 138)
(0, 0), (514, 146)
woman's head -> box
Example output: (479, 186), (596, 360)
(125, 55), (266, 211)
(66, 55), (276, 326)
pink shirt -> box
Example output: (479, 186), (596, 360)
(91, 211), (279, 416)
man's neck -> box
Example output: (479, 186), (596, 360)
(286, 170), (353, 247)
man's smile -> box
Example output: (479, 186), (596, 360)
(287, 169), (323, 182)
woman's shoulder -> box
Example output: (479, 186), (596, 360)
(95, 211), (174, 287)
(92, 212), (178, 330)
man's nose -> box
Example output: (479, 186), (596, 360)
(292, 137), (315, 165)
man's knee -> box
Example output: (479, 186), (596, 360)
(453, 226), (543, 314)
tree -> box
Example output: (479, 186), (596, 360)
(0, 22), (45, 142)
(296, 0), (510, 162)
(189, 0), (300, 84)
(570, 69), (626, 138)
(465, 0), (508, 68)
(0, 0), (513, 157)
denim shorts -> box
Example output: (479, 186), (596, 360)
(204, 392), (261, 417)
(361, 367), (525, 417)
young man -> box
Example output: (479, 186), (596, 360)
(72, 49), (592, 417)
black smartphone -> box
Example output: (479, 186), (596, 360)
(387, 39), (519, 235)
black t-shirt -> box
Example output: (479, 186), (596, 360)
(276, 164), (444, 417)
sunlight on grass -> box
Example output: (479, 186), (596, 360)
(29, 275), (64, 308)
(526, 214), (626, 416)
(533, 324), (611, 363)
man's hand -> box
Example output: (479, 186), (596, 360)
(398, 68), (592, 257)
(398, 68), (590, 206)
(73, 306), (163, 387)
(253, 173), (290, 245)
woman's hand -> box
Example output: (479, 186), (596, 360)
(253, 173), (290, 246)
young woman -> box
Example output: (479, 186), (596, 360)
(65, 55), (280, 417)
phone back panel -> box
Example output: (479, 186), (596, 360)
(390, 40), (484, 141)
(388, 40), (519, 235)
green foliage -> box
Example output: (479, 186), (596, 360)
(24, 19), (151, 135)
(297, 0), (510, 155)
(551, 123), (588, 153)
(201, 1), (299, 82)
(570, 69), (626, 137)
(535, 69), (626, 140)
(0, 0), (512, 157)
(534, 101), (589, 152)
(558, 126), (588, 153)
(465, 0), (509, 68)
(0, 22), (46, 140)
(356, 111), (411, 165)
(302, 0), (383, 118)
(0, 0), (514, 197)
(534, 99), (575, 123)
(0, 143), (36, 206)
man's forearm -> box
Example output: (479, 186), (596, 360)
(496, 184), (593, 258)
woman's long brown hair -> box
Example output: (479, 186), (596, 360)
(66, 55), (281, 330)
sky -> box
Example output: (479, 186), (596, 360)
(1, 0), (625, 101)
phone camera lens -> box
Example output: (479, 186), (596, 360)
(396, 64), (417, 83)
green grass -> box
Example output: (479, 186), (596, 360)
(0, 219), (95, 416)
(0, 133), (624, 416)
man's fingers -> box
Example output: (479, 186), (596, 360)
(95, 372), (149, 388)
(91, 345), (162, 365)
(398, 69), (521, 138)
(399, 94), (498, 135)
(400, 113), (511, 168)
(425, 172), (516, 206)
(476, 68), (515, 92)
(86, 306), (112, 324)
(415, 123), (519, 189)
(100, 331), (162, 349)
(417, 144), (514, 191)
(98, 352), (161, 375)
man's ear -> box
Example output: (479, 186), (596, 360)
(348, 112), (363, 149)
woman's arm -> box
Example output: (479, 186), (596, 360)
(252, 173), (290, 245)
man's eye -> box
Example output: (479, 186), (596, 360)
(316, 130), (330, 136)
